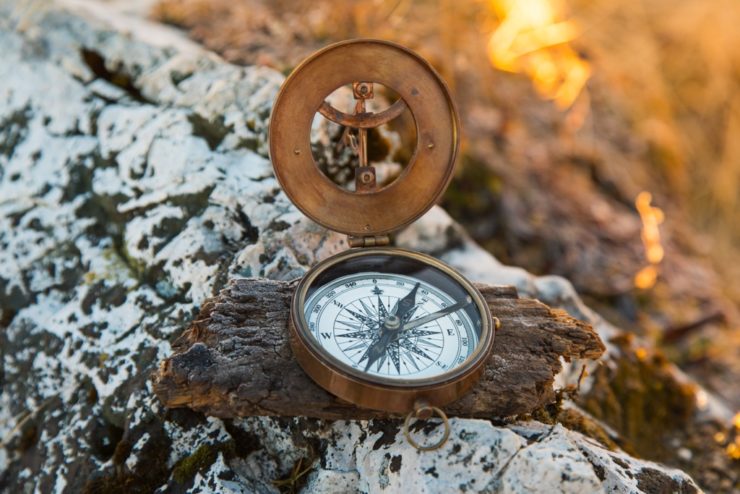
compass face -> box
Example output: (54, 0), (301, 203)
(297, 251), (488, 384)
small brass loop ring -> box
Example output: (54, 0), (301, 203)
(403, 406), (451, 451)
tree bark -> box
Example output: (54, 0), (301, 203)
(153, 278), (604, 419)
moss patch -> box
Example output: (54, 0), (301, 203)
(172, 443), (219, 483)
(557, 408), (618, 451)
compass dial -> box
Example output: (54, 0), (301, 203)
(296, 251), (488, 385)
(305, 272), (478, 380)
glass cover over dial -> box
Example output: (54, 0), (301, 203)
(300, 252), (486, 383)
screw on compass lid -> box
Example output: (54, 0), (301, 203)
(268, 39), (460, 238)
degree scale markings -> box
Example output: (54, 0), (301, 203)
(304, 272), (479, 380)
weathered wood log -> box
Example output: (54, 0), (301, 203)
(153, 278), (604, 419)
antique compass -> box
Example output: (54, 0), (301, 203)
(269, 39), (496, 450)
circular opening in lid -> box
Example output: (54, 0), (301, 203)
(310, 83), (417, 192)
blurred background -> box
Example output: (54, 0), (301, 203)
(148, 0), (739, 484)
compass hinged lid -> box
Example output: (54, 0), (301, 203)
(269, 39), (460, 238)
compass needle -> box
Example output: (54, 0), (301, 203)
(404, 304), (420, 323)
(400, 297), (472, 331)
(376, 353), (387, 372)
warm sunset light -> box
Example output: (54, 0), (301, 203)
(634, 191), (665, 289)
(487, 0), (590, 108)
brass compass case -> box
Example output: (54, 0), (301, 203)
(291, 248), (494, 413)
(269, 39), (494, 416)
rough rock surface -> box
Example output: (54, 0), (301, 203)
(0, 0), (702, 492)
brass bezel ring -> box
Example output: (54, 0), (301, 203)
(403, 405), (451, 451)
(288, 247), (495, 414)
(268, 39), (460, 237)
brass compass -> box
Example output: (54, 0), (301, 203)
(269, 39), (495, 450)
